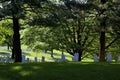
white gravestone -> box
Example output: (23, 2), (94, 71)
(107, 54), (112, 62)
(22, 55), (26, 63)
(94, 54), (98, 62)
(41, 56), (45, 62)
(61, 53), (66, 62)
(0, 57), (4, 63)
(1, 57), (5, 63)
(73, 53), (79, 62)
(6, 56), (10, 63)
(118, 56), (120, 61)
(34, 57), (38, 62)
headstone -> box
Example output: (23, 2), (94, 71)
(6, 56), (10, 63)
(61, 53), (66, 62)
(41, 56), (45, 62)
(73, 53), (79, 62)
(22, 55), (26, 63)
(34, 57), (38, 62)
(94, 54), (98, 62)
(117, 56), (120, 61)
(107, 54), (112, 62)
(0, 57), (4, 63)
(0, 57), (3, 62)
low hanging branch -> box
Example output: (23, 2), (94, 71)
(105, 37), (120, 49)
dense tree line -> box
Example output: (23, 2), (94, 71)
(0, 0), (120, 62)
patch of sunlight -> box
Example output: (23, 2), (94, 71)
(32, 66), (40, 69)
(12, 66), (22, 70)
(19, 71), (31, 76)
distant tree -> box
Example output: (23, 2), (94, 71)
(0, 20), (13, 50)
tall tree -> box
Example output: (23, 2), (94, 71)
(26, 0), (97, 61)
(0, 0), (26, 62)
(98, 0), (107, 61)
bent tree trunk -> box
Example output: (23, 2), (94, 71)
(12, 17), (22, 62)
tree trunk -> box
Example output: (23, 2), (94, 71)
(99, 31), (105, 61)
(12, 17), (22, 62)
(78, 52), (82, 61)
(51, 49), (54, 58)
(11, 49), (14, 59)
(99, 0), (107, 62)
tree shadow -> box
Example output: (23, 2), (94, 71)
(0, 63), (120, 80)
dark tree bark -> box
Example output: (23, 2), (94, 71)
(51, 49), (54, 58)
(78, 50), (82, 61)
(99, 31), (105, 61)
(10, 0), (22, 62)
(99, 0), (107, 62)
(77, 20), (82, 61)
(12, 17), (22, 62)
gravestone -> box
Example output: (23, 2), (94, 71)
(0, 57), (3, 63)
(107, 54), (112, 62)
(0, 57), (4, 63)
(6, 56), (10, 63)
(22, 55), (26, 63)
(41, 56), (45, 62)
(61, 53), (66, 62)
(118, 56), (120, 61)
(94, 54), (98, 62)
(73, 53), (79, 62)
(34, 57), (38, 62)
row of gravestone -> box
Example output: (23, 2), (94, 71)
(94, 54), (112, 62)
(94, 54), (120, 62)
(22, 55), (45, 63)
(0, 53), (119, 63)
(61, 53), (79, 62)
(0, 53), (79, 63)
(0, 54), (12, 63)
(62, 53), (120, 62)
(0, 55), (46, 63)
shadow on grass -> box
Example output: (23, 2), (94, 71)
(0, 62), (120, 80)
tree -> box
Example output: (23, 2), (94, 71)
(0, 0), (27, 62)
(0, 0), (49, 62)
(26, 0), (98, 61)
(0, 20), (13, 50)
(97, 0), (120, 61)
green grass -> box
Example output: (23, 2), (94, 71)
(0, 62), (120, 80)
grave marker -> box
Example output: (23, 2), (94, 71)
(107, 54), (112, 62)
(73, 53), (79, 62)
(94, 54), (98, 62)
(22, 55), (26, 63)
(61, 53), (66, 62)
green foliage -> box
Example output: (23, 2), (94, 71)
(0, 20), (13, 49)
(0, 0), (120, 61)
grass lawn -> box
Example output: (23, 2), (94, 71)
(0, 62), (120, 80)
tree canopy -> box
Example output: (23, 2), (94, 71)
(0, 0), (120, 62)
